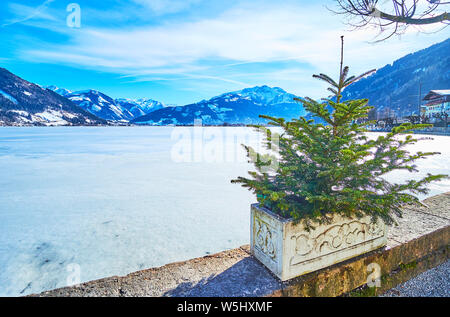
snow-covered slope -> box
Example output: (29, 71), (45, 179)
(65, 90), (135, 122)
(132, 85), (306, 125)
(115, 98), (165, 118)
(0, 68), (105, 126)
(341, 38), (450, 116)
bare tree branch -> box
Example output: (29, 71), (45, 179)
(332, 0), (450, 40)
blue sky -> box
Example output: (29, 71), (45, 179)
(0, 0), (449, 105)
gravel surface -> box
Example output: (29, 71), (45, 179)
(381, 260), (450, 297)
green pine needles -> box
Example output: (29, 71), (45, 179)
(232, 36), (448, 230)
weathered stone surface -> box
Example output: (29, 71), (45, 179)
(405, 192), (450, 220)
(388, 204), (449, 245)
(35, 247), (282, 297)
(32, 192), (450, 297)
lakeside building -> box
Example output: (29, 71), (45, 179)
(421, 90), (450, 121)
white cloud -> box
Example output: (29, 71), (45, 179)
(18, 1), (450, 98)
(2, 0), (57, 27)
(132, 0), (204, 15)
(22, 4), (347, 69)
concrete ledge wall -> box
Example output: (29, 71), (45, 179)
(33, 192), (450, 297)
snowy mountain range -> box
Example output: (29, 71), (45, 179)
(46, 87), (166, 122)
(46, 84), (305, 125)
(0, 69), (305, 126)
(0, 68), (105, 126)
(2, 38), (448, 127)
(132, 85), (305, 125)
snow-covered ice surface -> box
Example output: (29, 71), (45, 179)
(0, 127), (449, 297)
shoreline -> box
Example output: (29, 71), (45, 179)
(1, 125), (449, 137)
(30, 191), (450, 297)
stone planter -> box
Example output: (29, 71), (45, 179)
(250, 204), (387, 281)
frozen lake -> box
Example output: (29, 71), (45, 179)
(0, 127), (449, 296)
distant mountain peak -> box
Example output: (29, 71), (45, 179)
(132, 85), (305, 126)
(45, 85), (73, 97)
(220, 85), (287, 97)
(243, 85), (285, 92)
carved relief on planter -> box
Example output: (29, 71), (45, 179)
(253, 215), (277, 260)
(250, 204), (387, 281)
(289, 219), (384, 267)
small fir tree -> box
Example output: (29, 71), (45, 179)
(232, 36), (447, 230)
